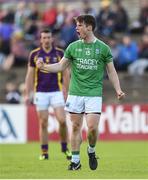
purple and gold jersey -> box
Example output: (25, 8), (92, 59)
(29, 46), (64, 92)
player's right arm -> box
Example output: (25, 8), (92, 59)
(24, 66), (35, 104)
(36, 57), (70, 72)
(62, 66), (71, 100)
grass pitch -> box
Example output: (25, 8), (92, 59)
(0, 141), (148, 179)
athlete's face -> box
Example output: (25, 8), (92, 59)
(76, 22), (90, 40)
(40, 32), (52, 49)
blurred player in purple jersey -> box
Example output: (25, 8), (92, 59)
(25, 29), (71, 160)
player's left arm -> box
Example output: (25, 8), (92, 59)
(106, 62), (125, 100)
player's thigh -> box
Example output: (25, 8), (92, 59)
(50, 91), (65, 108)
(65, 95), (85, 113)
(86, 113), (101, 130)
(70, 113), (84, 130)
(34, 92), (50, 111)
(37, 110), (49, 126)
(84, 96), (102, 113)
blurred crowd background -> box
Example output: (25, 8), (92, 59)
(0, 0), (147, 104)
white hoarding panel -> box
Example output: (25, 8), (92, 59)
(0, 105), (27, 143)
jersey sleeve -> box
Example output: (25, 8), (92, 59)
(28, 51), (36, 67)
(55, 47), (64, 61)
(64, 44), (73, 60)
(104, 46), (113, 64)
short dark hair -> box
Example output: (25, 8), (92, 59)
(75, 15), (96, 31)
(40, 29), (51, 34)
(40, 29), (52, 38)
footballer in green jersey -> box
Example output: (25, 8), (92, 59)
(36, 15), (125, 171)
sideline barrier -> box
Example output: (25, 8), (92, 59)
(0, 105), (27, 143)
(0, 104), (148, 143)
(27, 104), (148, 141)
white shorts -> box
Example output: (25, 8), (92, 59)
(34, 91), (65, 111)
(65, 95), (102, 113)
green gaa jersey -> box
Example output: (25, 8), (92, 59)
(64, 38), (113, 96)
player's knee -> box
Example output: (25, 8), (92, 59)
(88, 125), (97, 134)
(59, 120), (66, 127)
(40, 119), (48, 129)
(72, 122), (81, 133)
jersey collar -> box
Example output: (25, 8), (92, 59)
(81, 38), (97, 44)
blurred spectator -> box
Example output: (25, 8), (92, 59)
(0, 22), (15, 41)
(0, 37), (9, 71)
(81, 0), (97, 16)
(107, 35), (119, 68)
(42, 2), (57, 30)
(60, 10), (78, 48)
(117, 34), (138, 71)
(96, 0), (116, 36)
(0, 6), (5, 21)
(130, 0), (148, 33)
(0, 4), (15, 43)
(139, 33), (148, 59)
(14, 1), (30, 29)
(139, 0), (148, 31)
(27, 2), (40, 21)
(144, 24), (148, 34)
(0, 51), (6, 69)
(0, 5), (16, 59)
(128, 33), (148, 75)
(112, 0), (129, 32)
(0, 4), (14, 24)
(23, 3), (40, 41)
(55, 3), (66, 31)
(5, 81), (21, 104)
(2, 31), (29, 71)
(24, 19), (38, 41)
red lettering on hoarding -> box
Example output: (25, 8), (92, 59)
(27, 104), (148, 141)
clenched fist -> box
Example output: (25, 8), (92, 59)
(117, 90), (125, 100)
(36, 58), (44, 69)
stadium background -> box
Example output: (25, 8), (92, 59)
(0, 0), (148, 178)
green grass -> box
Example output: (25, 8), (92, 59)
(0, 141), (148, 179)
